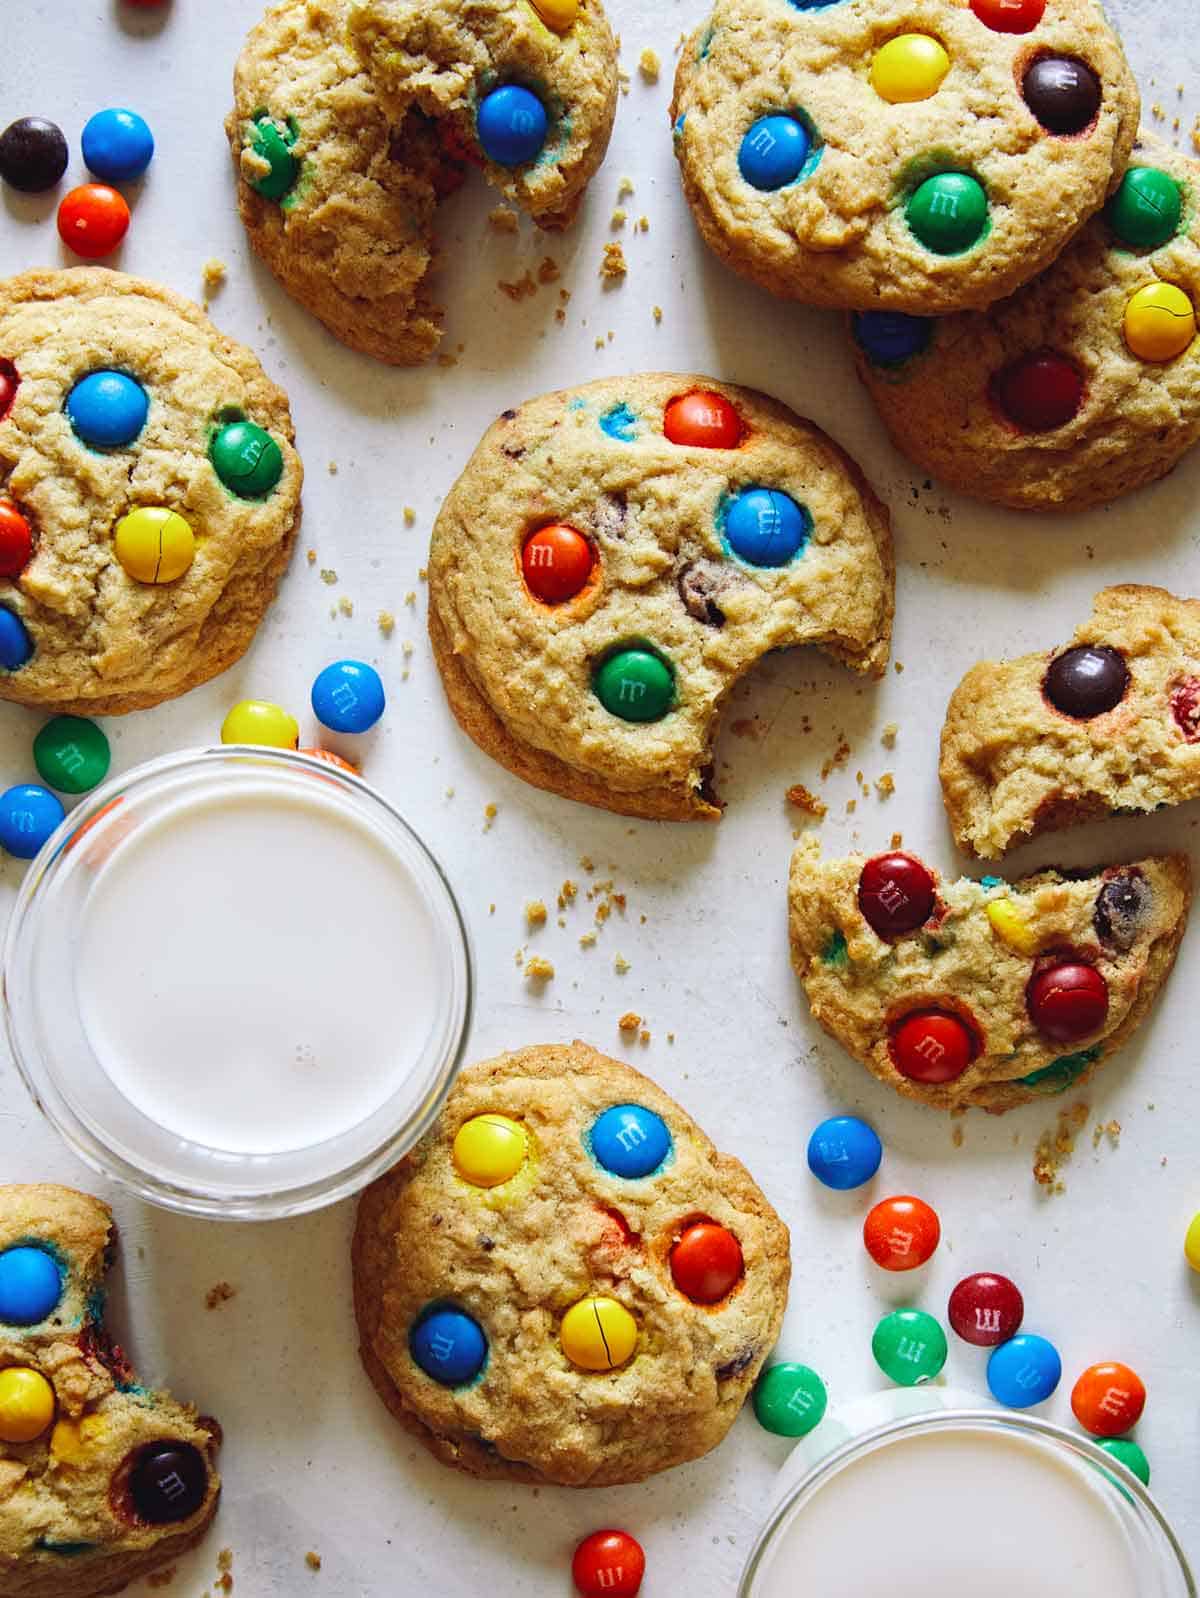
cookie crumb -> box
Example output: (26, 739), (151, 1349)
(558, 879), (577, 909)
(601, 242), (628, 281)
(377, 611), (395, 637)
(951, 1124), (964, 1148)
(881, 722), (898, 747)
(639, 1028), (650, 1046)
(337, 595), (353, 617)
(786, 783), (827, 818)
(619, 1011), (642, 1031)
(639, 48), (660, 81)
(667, 1031), (675, 1044)
(890, 831), (903, 849)
(579, 931), (597, 948)
(1092, 1118), (1121, 1149)
(538, 256), (561, 284)
(525, 899), (548, 929)
(483, 803), (498, 832)
(498, 271), (538, 302)
(652, 305), (663, 323)
(611, 207), (627, 228)
(305, 1553), (322, 1573)
(618, 176), (634, 199)
(403, 506), (416, 525)
(202, 258), (227, 290)
(1033, 1101), (1090, 1194)
(875, 772), (895, 797)
(488, 205), (519, 233)
(204, 1282), (236, 1311)
(319, 568), (337, 586)
(524, 955), (555, 984)
(614, 953), (630, 974)
(306, 548), (316, 565)
(636, 215), (649, 233)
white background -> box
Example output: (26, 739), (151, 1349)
(2, 0), (1199, 1591)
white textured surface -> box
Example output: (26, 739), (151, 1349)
(2, 0), (1199, 1591)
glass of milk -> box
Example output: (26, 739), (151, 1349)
(3, 748), (472, 1219)
(741, 1393), (1194, 1598)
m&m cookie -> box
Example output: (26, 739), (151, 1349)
(427, 374), (894, 820)
(228, 0), (618, 364)
(351, 1043), (790, 1485)
(942, 585), (1200, 857)
(0, 1185), (220, 1597)
(0, 269), (301, 715)
(855, 138), (1200, 509)
(670, 0), (1138, 314)
(787, 837), (1190, 1111)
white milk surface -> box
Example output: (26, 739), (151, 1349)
(75, 786), (438, 1154)
(751, 1430), (1143, 1598)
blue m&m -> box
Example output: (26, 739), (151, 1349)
(0, 785), (65, 859)
(987, 1333), (1062, 1408)
(0, 610), (33, 670)
(66, 371), (148, 449)
(477, 86), (548, 167)
(853, 310), (934, 366)
(0, 1247), (62, 1326)
(739, 115), (810, 191)
(81, 109), (155, 184)
(806, 1115), (883, 1190)
(725, 488), (810, 567)
(311, 659), (386, 734)
(410, 1306), (487, 1386)
(590, 1104), (671, 1179)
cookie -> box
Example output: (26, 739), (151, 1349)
(854, 136), (1200, 510)
(0, 269), (301, 717)
(941, 585), (1200, 859)
(352, 1042), (790, 1486)
(428, 374), (894, 821)
(0, 1185), (220, 1598)
(228, 0), (617, 365)
(670, 0), (1138, 316)
(787, 838), (1191, 1112)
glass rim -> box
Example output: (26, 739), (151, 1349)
(1, 744), (474, 1220)
(738, 1405), (1195, 1596)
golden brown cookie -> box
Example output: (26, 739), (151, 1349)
(428, 374), (894, 821)
(854, 137), (1200, 510)
(941, 585), (1200, 858)
(671, 0), (1138, 315)
(0, 269), (301, 717)
(787, 839), (1190, 1112)
(228, 0), (618, 364)
(352, 1043), (790, 1486)
(0, 1186), (220, 1598)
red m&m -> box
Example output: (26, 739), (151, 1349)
(948, 1272), (1024, 1346)
(0, 501), (33, 579)
(1172, 677), (1200, 742)
(663, 391), (743, 449)
(858, 852), (936, 938)
(1071, 1361), (1146, 1437)
(57, 184), (131, 259)
(1026, 961), (1108, 1043)
(863, 1195), (940, 1271)
(572, 1529), (645, 1596)
(0, 361), (17, 422)
(669, 1221), (743, 1304)
(989, 350), (1084, 433)
(522, 524), (594, 604)
(970, 0), (1046, 32)
(890, 1010), (977, 1084)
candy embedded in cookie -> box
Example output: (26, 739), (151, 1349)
(228, 0), (618, 365)
(351, 1043), (790, 1486)
(670, 0), (1138, 315)
(941, 585), (1200, 858)
(854, 137), (1200, 510)
(787, 839), (1191, 1112)
(0, 268), (301, 717)
(427, 374), (894, 821)
(0, 1185), (220, 1598)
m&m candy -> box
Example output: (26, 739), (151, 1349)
(857, 851), (935, 938)
(57, 183), (131, 258)
(989, 350), (1084, 433)
(477, 86), (548, 167)
(210, 420), (284, 498)
(987, 1333), (1062, 1408)
(66, 370), (149, 450)
(1071, 1362), (1146, 1438)
(663, 391), (743, 449)
(589, 1104), (671, 1178)
(522, 524), (594, 604)
(739, 115), (811, 191)
(560, 1296), (637, 1371)
(1022, 56), (1101, 136)
(82, 108), (155, 183)
(0, 784), (65, 859)
(572, 1530), (645, 1597)
(806, 1115), (882, 1190)
(593, 647), (675, 723)
(0, 360), (18, 421)
(531, 0), (579, 31)
(1043, 644), (1129, 718)
(1099, 1438), (1150, 1486)
(970, 0), (1045, 31)
(753, 1362), (827, 1437)
(947, 1272), (1024, 1346)
(246, 116), (299, 201)
(1026, 962), (1108, 1044)
(311, 660), (386, 735)
(985, 897), (1040, 956)
(299, 747), (359, 774)
(1185, 1211), (1200, 1272)
(870, 35), (950, 104)
(724, 488), (810, 567)
(1124, 282), (1196, 363)
(34, 716), (111, 794)
(0, 499), (33, 578)
(863, 1195), (940, 1271)
(0, 117), (69, 193)
(1107, 167), (1183, 252)
(129, 1441), (210, 1523)
(410, 1306), (488, 1386)
(453, 1114), (528, 1188)
(1171, 678), (1200, 743)
(220, 699), (299, 749)
(0, 609), (34, 670)
(0, 1246), (62, 1326)
(853, 311), (933, 367)
(1093, 870), (1151, 952)
(113, 507), (195, 584)
(669, 1221), (743, 1304)
(0, 1367), (55, 1443)
(872, 1309), (947, 1386)
(906, 173), (988, 255)
(890, 1010), (976, 1084)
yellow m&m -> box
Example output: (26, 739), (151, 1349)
(529, 0), (578, 31)
(1185, 1211), (1200, 1272)
(985, 898), (1040, 956)
(220, 699), (300, 748)
(0, 1367), (55, 1443)
(871, 34), (950, 104)
(1124, 282), (1196, 362)
(113, 506), (195, 585)
(560, 1296), (638, 1372)
(453, 1114), (528, 1188)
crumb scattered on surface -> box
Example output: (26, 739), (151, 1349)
(305, 1553), (322, 1572)
(619, 1012), (642, 1031)
(820, 736), (851, 780)
(890, 831), (903, 848)
(579, 930), (597, 948)
(337, 595), (353, 617)
(652, 305), (663, 323)
(639, 1029), (650, 1046)
(403, 506), (416, 525)
(636, 215), (649, 232)
(538, 256), (560, 284)
(952, 1124), (964, 1148)
(306, 548), (316, 565)
(525, 900), (547, 929)
(618, 176), (634, 198)
(483, 803), (498, 832)
(1092, 1119), (1122, 1149)
(614, 953), (630, 975)
(667, 1031), (675, 1044)
(405, 590), (416, 606)
(524, 955), (555, 984)
(639, 47), (660, 80)
(319, 568), (337, 586)
(1033, 1102), (1090, 1193)
(881, 722), (898, 747)
(489, 205), (519, 232)
(499, 271), (538, 301)
(601, 242), (628, 281)
(611, 207), (627, 228)
(377, 611), (395, 636)
(558, 879), (578, 909)
(875, 773), (895, 797)
(786, 782), (827, 817)
(205, 1282), (236, 1311)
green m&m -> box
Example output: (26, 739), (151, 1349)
(593, 646), (675, 723)
(1106, 167), (1183, 251)
(906, 173), (989, 255)
(872, 1308), (947, 1386)
(32, 716), (110, 794)
(210, 421), (284, 498)
(753, 1362), (827, 1437)
(1098, 1438), (1150, 1486)
(246, 116), (299, 202)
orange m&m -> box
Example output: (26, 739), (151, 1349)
(0, 500), (33, 578)
(57, 184), (130, 259)
(521, 524), (594, 604)
(863, 1195), (941, 1271)
(669, 1221), (743, 1304)
(663, 391), (743, 449)
(1071, 1361), (1146, 1437)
